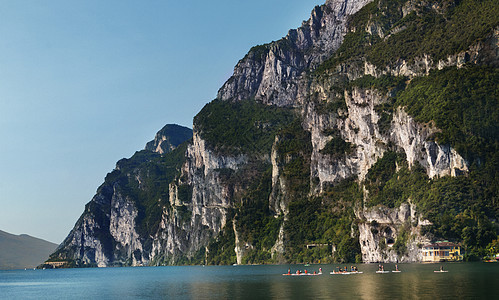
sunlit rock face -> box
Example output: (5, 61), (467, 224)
(356, 202), (430, 263)
(54, 183), (146, 267)
(217, 0), (373, 106)
(391, 108), (468, 179)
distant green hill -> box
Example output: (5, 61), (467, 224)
(0, 230), (58, 270)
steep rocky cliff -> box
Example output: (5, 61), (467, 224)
(49, 125), (193, 267)
(49, 0), (498, 266)
(218, 0), (373, 106)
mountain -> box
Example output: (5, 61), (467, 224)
(0, 230), (57, 269)
(47, 0), (498, 267)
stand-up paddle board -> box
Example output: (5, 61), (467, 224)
(283, 273), (322, 276)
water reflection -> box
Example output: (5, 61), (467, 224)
(1, 263), (498, 299)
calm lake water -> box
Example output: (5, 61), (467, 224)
(1, 263), (497, 299)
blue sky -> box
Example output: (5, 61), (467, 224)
(0, 0), (324, 244)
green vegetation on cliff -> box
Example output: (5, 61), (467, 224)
(365, 152), (424, 209)
(275, 120), (312, 199)
(235, 166), (282, 264)
(317, 0), (499, 72)
(145, 124), (193, 153)
(396, 66), (498, 165)
(113, 143), (189, 238)
(285, 179), (363, 263)
(194, 99), (296, 155)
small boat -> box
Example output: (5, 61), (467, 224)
(376, 270), (390, 274)
(392, 270), (401, 273)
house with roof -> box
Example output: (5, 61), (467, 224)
(422, 242), (463, 262)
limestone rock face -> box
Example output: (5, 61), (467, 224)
(303, 85), (468, 194)
(356, 202), (430, 263)
(391, 108), (468, 178)
(55, 183), (146, 267)
(217, 0), (373, 106)
(150, 130), (246, 264)
(269, 135), (291, 216)
(109, 190), (144, 266)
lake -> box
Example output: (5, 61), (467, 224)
(1, 263), (497, 299)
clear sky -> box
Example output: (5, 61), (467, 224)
(0, 0), (325, 244)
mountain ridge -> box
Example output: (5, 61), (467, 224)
(0, 229), (57, 270)
(47, 0), (498, 267)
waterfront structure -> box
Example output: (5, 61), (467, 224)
(422, 242), (462, 262)
(45, 261), (67, 268)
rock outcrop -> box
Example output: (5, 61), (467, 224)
(218, 0), (373, 106)
(145, 124), (193, 155)
(356, 202), (429, 263)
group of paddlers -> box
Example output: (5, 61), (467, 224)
(377, 264), (400, 272)
(287, 267), (323, 275)
(332, 266), (360, 273)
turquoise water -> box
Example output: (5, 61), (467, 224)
(1, 263), (498, 299)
